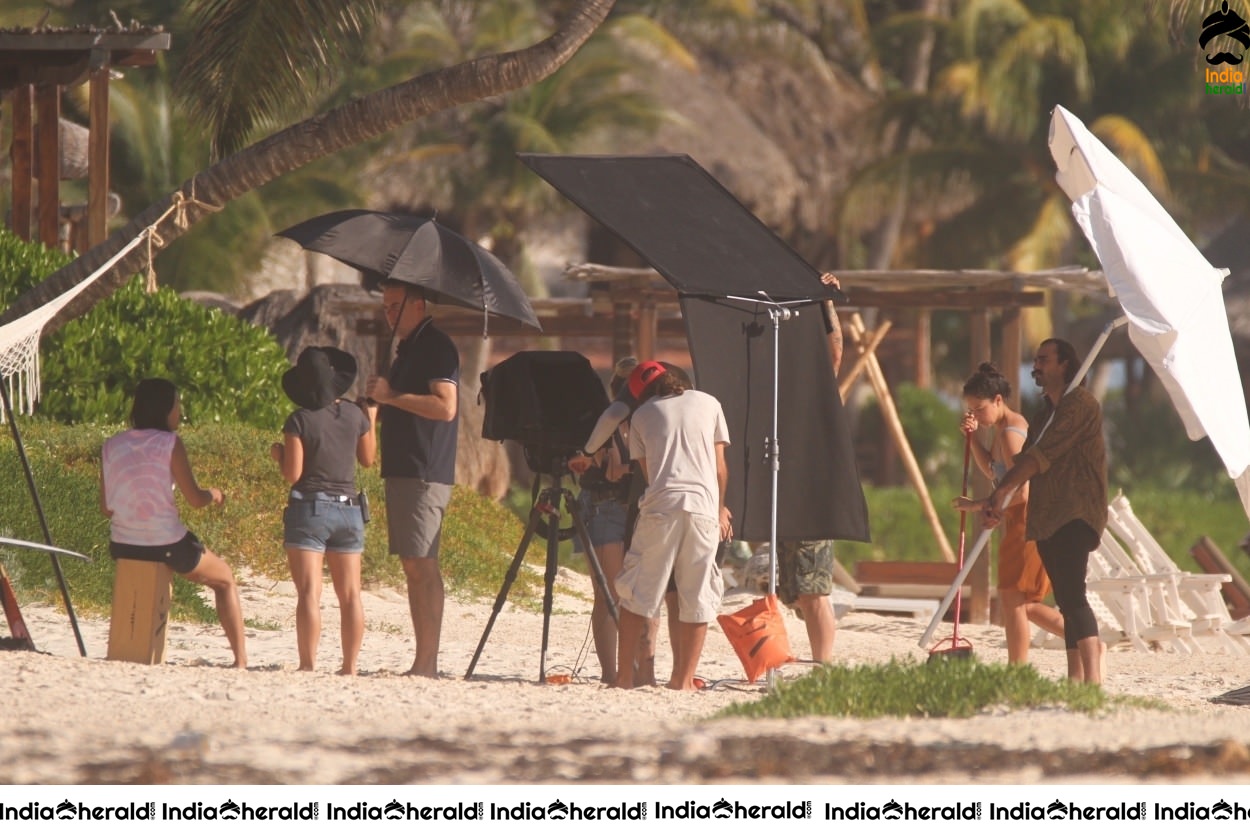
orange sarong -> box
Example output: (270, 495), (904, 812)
(997, 503), (1052, 602)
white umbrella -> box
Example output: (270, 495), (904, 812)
(1049, 104), (1250, 520)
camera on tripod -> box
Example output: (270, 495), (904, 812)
(468, 351), (619, 682)
(480, 351), (609, 474)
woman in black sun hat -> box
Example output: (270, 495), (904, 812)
(271, 347), (376, 675)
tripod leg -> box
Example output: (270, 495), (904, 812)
(567, 493), (618, 624)
(464, 503), (543, 680)
(538, 492), (561, 683)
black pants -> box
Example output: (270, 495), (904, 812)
(1036, 520), (1100, 650)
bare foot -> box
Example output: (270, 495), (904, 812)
(665, 680), (700, 692)
(403, 664), (439, 678)
(337, 667), (357, 676)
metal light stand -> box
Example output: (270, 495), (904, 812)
(465, 456), (618, 682)
(725, 293), (804, 689)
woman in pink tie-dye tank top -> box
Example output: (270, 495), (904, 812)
(101, 379), (247, 668)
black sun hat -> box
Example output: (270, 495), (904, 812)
(282, 347), (357, 410)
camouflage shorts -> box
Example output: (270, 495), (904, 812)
(776, 540), (835, 606)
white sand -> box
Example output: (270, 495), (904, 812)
(4, 568), (1250, 784)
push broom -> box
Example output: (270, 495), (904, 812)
(928, 432), (975, 662)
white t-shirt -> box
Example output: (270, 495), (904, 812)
(629, 389), (730, 518)
(102, 429), (189, 546)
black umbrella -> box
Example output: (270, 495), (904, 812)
(277, 209), (542, 332)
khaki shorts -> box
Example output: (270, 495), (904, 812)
(385, 477), (453, 560)
(776, 540), (835, 606)
(616, 510), (723, 622)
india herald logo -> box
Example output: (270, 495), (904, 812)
(1200, 1), (1249, 64)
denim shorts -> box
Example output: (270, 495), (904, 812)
(575, 491), (629, 548)
(283, 497), (365, 554)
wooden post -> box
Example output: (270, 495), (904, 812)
(612, 300), (632, 361)
(967, 309), (993, 624)
(10, 85), (34, 240)
(35, 84), (61, 249)
(87, 64), (111, 247)
(848, 314), (956, 564)
(915, 308), (932, 389)
(107, 560), (173, 664)
(1001, 306), (1023, 411)
(637, 296), (657, 361)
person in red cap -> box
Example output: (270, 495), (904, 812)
(613, 361), (732, 690)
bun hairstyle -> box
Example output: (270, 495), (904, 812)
(962, 362), (1012, 401)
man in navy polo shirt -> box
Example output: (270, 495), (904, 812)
(365, 280), (459, 677)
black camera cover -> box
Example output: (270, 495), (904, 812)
(480, 351), (609, 472)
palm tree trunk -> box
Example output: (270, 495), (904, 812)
(867, 0), (945, 271)
(1, 0), (617, 332)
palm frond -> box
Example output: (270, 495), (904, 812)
(982, 17), (1091, 140)
(1006, 193), (1078, 272)
(608, 13), (700, 72)
(175, 0), (381, 159)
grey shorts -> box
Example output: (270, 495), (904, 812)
(385, 477), (453, 560)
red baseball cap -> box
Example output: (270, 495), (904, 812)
(627, 360), (666, 399)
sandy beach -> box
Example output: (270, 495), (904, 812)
(4, 566), (1250, 785)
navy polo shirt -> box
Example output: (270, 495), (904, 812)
(380, 317), (459, 484)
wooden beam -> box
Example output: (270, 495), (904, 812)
(35, 84), (60, 249)
(838, 318), (891, 401)
(0, 32), (172, 52)
(847, 289), (1045, 309)
(9, 84), (33, 240)
(87, 65), (110, 246)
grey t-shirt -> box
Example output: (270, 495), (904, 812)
(629, 389), (730, 518)
(283, 401), (371, 497)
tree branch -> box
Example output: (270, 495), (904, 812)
(1, 0), (617, 332)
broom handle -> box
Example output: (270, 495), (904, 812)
(951, 432), (973, 633)
(920, 486), (1019, 647)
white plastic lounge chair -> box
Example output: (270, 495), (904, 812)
(1105, 494), (1250, 653)
(1087, 542), (1196, 654)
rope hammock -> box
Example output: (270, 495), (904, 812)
(0, 187), (219, 416)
